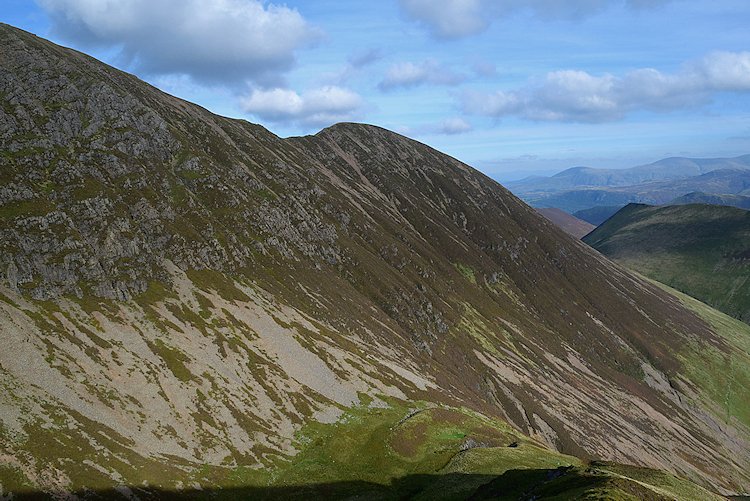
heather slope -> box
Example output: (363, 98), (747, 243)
(536, 207), (596, 238)
(585, 203), (750, 323)
(1, 23), (749, 498)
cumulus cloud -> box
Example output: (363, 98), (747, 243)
(399, 0), (671, 39)
(461, 51), (750, 122)
(692, 51), (750, 91)
(439, 117), (473, 134)
(240, 86), (363, 126)
(38, 0), (319, 86)
(378, 59), (465, 91)
(399, 0), (488, 39)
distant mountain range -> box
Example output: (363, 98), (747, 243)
(508, 155), (750, 193)
(670, 191), (750, 209)
(584, 203), (750, 324)
(507, 156), (750, 214)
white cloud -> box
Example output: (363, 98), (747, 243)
(399, 0), (487, 39)
(461, 51), (750, 122)
(399, 0), (671, 39)
(38, 0), (319, 86)
(692, 51), (750, 91)
(378, 59), (465, 91)
(401, 117), (473, 136)
(440, 117), (473, 134)
(240, 86), (363, 126)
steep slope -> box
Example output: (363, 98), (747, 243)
(584, 203), (750, 324)
(670, 191), (750, 209)
(536, 207), (595, 238)
(1, 24), (750, 498)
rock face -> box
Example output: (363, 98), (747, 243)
(1, 24), (749, 496)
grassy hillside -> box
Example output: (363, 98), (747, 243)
(648, 278), (750, 435)
(2, 395), (723, 500)
(585, 203), (750, 323)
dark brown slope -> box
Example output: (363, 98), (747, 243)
(537, 207), (596, 238)
(1, 24), (749, 496)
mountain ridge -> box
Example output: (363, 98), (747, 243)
(669, 191), (750, 209)
(1, 23), (749, 498)
(509, 154), (750, 193)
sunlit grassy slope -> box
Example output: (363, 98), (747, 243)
(649, 279), (750, 431)
(259, 399), (725, 500)
(0, 396), (723, 500)
(585, 203), (750, 324)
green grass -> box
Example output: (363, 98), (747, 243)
(453, 263), (477, 285)
(186, 269), (250, 302)
(592, 462), (725, 501)
(650, 279), (750, 430)
(0, 395), (722, 500)
(179, 169), (206, 181)
(147, 338), (194, 382)
(0, 464), (32, 493)
(135, 280), (177, 306)
(251, 400), (715, 500)
(0, 198), (55, 219)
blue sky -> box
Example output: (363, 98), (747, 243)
(3, 0), (750, 180)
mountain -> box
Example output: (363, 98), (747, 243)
(584, 203), (750, 324)
(670, 191), (750, 209)
(536, 207), (595, 238)
(1, 24), (750, 498)
(525, 168), (750, 213)
(507, 155), (750, 196)
(574, 205), (625, 225)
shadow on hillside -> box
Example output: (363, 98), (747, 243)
(3, 467), (609, 500)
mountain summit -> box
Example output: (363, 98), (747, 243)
(1, 24), (749, 497)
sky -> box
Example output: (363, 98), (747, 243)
(3, 0), (750, 181)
